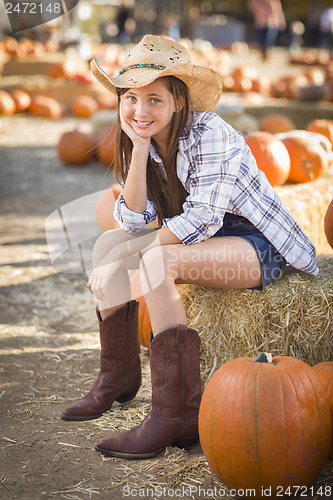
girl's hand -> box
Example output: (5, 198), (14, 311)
(119, 101), (151, 149)
(87, 262), (120, 303)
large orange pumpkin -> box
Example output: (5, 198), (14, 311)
(130, 270), (151, 348)
(276, 130), (331, 183)
(96, 125), (117, 168)
(94, 184), (121, 231)
(29, 95), (62, 119)
(57, 130), (96, 166)
(244, 131), (291, 186)
(199, 353), (331, 498)
(306, 119), (333, 147)
(0, 90), (16, 115)
(312, 361), (333, 460)
(324, 199), (333, 250)
(258, 114), (295, 134)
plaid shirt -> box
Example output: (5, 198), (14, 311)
(115, 111), (318, 276)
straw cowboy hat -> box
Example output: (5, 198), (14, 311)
(90, 35), (223, 112)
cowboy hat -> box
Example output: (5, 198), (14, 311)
(90, 35), (223, 112)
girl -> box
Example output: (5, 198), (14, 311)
(61, 35), (318, 458)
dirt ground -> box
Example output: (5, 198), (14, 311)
(1, 83), (333, 498)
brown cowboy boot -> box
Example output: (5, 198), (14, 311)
(95, 324), (201, 458)
(61, 300), (141, 421)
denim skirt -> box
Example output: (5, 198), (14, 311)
(212, 212), (286, 290)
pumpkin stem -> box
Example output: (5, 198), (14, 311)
(253, 352), (273, 364)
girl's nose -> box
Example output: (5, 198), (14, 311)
(135, 100), (148, 117)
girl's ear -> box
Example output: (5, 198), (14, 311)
(175, 95), (185, 112)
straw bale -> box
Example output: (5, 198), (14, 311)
(275, 166), (333, 254)
(178, 255), (333, 388)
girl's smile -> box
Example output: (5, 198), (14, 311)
(121, 78), (176, 150)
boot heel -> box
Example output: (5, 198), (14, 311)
(171, 436), (199, 450)
(116, 386), (140, 404)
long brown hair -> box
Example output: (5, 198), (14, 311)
(115, 76), (190, 225)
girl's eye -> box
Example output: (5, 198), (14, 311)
(127, 96), (136, 102)
(151, 99), (161, 104)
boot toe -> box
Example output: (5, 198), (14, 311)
(61, 403), (103, 421)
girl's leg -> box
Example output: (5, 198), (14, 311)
(91, 229), (138, 319)
(139, 236), (262, 335)
(91, 228), (157, 319)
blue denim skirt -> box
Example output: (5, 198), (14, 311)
(212, 212), (286, 290)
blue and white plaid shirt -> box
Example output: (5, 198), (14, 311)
(115, 111), (318, 276)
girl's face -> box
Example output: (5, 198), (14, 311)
(121, 78), (176, 150)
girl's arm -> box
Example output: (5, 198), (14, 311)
(119, 104), (150, 214)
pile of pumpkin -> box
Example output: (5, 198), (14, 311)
(221, 63), (333, 101)
(0, 87), (117, 120)
(244, 115), (333, 186)
(0, 35), (59, 62)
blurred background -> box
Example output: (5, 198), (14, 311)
(1, 0), (333, 54)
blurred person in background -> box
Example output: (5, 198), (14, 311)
(318, 4), (333, 51)
(247, 0), (286, 60)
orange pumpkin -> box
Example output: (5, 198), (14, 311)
(258, 114), (295, 134)
(244, 131), (291, 186)
(306, 119), (333, 147)
(47, 59), (78, 79)
(276, 130), (331, 183)
(251, 75), (272, 96)
(57, 130), (96, 166)
(29, 95), (62, 119)
(312, 361), (333, 460)
(324, 199), (333, 249)
(96, 125), (117, 168)
(130, 270), (151, 348)
(10, 90), (31, 113)
(94, 184), (121, 231)
(71, 95), (99, 118)
(3, 36), (19, 55)
(0, 90), (16, 115)
(199, 353), (331, 498)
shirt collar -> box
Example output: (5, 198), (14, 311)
(179, 111), (210, 155)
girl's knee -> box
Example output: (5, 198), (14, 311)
(139, 246), (178, 292)
(93, 229), (123, 265)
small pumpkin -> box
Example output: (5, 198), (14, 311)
(94, 184), (121, 231)
(47, 59), (78, 79)
(258, 114), (295, 134)
(244, 131), (291, 186)
(306, 119), (333, 147)
(0, 90), (16, 115)
(276, 130), (331, 183)
(29, 95), (62, 119)
(96, 125), (117, 168)
(198, 353), (331, 497)
(10, 90), (31, 113)
(130, 270), (151, 348)
(57, 130), (96, 166)
(71, 95), (99, 118)
(324, 199), (333, 249)
(312, 361), (333, 460)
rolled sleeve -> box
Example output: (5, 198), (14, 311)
(162, 126), (244, 245)
(114, 193), (157, 234)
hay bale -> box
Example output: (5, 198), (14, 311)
(276, 167), (333, 254)
(179, 255), (333, 388)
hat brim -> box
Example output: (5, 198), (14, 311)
(90, 59), (223, 112)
